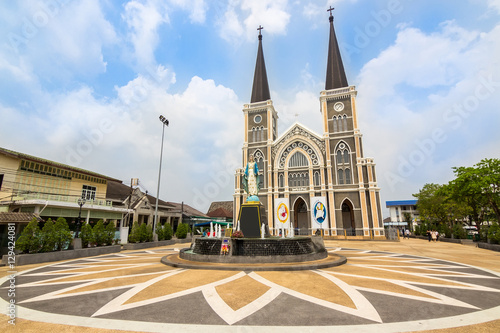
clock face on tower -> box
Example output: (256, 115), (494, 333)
(334, 102), (344, 112)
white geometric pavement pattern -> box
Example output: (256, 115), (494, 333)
(1, 248), (500, 332)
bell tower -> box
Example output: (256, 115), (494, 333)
(319, 7), (383, 237)
(235, 26), (278, 226)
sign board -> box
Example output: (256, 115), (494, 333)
(220, 238), (230, 255)
(224, 228), (233, 237)
(310, 196), (328, 229)
(274, 198), (290, 229)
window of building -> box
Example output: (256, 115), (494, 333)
(279, 173), (284, 187)
(335, 143), (352, 185)
(288, 151), (308, 168)
(82, 185), (96, 200)
(0, 174), (3, 190)
(343, 115), (348, 131)
(338, 169), (344, 185)
(333, 116), (338, 132)
(314, 171), (320, 186)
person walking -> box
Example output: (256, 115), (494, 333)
(405, 229), (410, 239)
(427, 230), (431, 242)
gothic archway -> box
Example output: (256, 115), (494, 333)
(293, 197), (309, 234)
(341, 200), (355, 236)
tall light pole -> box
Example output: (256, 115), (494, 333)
(76, 198), (86, 238)
(154, 115), (169, 235)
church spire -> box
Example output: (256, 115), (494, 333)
(250, 25), (271, 103)
(325, 7), (348, 90)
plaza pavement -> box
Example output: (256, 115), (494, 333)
(1, 238), (499, 332)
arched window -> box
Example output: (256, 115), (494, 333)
(252, 128), (256, 142)
(288, 151), (309, 168)
(338, 117), (343, 132)
(314, 171), (320, 186)
(279, 173), (284, 187)
(336, 142), (352, 186)
(345, 168), (351, 184)
(343, 115), (348, 131)
(343, 150), (349, 164)
(333, 116), (338, 132)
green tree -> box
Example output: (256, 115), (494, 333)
(413, 184), (447, 224)
(452, 223), (467, 239)
(402, 212), (413, 232)
(104, 222), (116, 245)
(146, 224), (153, 242)
(54, 217), (72, 251)
(175, 222), (190, 239)
(128, 221), (140, 243)
(17, 218), (41, 253)
(156, 223), (165, 241)
(80, 222), (93, 247)
(473, 159), (500, 223)
(138, 223), (148, 242)
(163, 223), (173, 240)
(92, 220), (106, 246)
(40, 218), (57, 252)
(487, 222), (500, 244)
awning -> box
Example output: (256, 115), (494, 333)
(194, 221), (233, 227)
(384, 222), (408, 226)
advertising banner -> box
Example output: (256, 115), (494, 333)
(275, 198), (290, 229)
(310, 196), (328, 229)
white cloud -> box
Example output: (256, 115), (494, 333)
(0, 73), (242, 212)
(487, 0), (500, 13)
(169, 0), (207, 23)
(1, 0), (117, 82)
(123, 0), (169, 69)
(217, 0), (291, 43)
(355, 21), (500, 207)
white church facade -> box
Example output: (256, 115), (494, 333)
(234, 11), (384, 239)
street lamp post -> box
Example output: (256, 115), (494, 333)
(154, 115), (169, 235)
(76, 198), (86, 238)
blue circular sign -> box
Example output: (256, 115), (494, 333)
(313, 201), (326, 224)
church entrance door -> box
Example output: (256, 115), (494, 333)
(342, 201), (355, 236)
(294, 198), (309, 235)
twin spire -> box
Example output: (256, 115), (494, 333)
(250, 7), (348, 103)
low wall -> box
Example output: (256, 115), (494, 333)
(1, 245), (121, 266)
(122, 238), (191, 250)
(478, 242), (500, 252)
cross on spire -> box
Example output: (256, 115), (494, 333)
(327, 6), (334, 22)
(257, 25), (263, 35)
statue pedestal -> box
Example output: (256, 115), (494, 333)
(237, 202), (268, 238)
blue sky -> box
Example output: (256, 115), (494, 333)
(1, 0), (499, 216)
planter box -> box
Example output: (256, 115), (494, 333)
(122, 237), (191, 251)
(1, 245), (121, 267)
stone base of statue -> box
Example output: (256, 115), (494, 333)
(237, 202), (269, 238)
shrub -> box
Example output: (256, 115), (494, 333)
(40, 218), (57, 252)
(487, 222), (500, 244)
(175, 223), (190, 239)
(156, 224), (165, 241)
(146, 224), (153, 242)
(128, 221), (140, 243)
(92, 220), (106, 246)
(54, 217), (72, 251)
(452, 223), (467, 240)
(80, 222), (93, 247)
(138, 223), (148, 242)
(104, 222), (116, 245)
(17, 218), (42, 254)
(163, 224), (173, 240)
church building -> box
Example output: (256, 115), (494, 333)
(234, 10), (384, 239)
